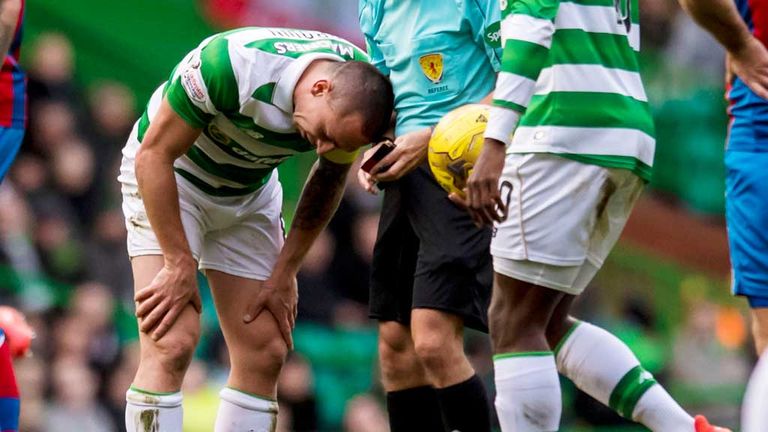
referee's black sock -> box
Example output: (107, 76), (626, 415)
(386, 385), (445, 432)
(436, 374), (492, 432)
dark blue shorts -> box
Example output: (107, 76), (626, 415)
(0, 127), (24, 183)
(725, 150), (768, 308)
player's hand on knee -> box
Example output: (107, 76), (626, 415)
(135, 256), (201, 341)
(465, 138), (508, 227)
(243, 274), (297, 350)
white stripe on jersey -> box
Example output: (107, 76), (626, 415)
(501, 14), (555, 47)
(535, 65), (647, 101)
(555, 3), (640, 51)
(495, 71), (538, 106)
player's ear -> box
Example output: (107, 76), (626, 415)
(310, 79), (331, 97)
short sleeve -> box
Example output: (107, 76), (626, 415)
(165, 35), (241, 128)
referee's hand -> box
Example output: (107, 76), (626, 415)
(465, 138), (507, 227)
(369, 127), (431, 182)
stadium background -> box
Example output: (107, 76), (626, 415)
(0, 0), (752, 430)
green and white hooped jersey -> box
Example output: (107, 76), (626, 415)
(135, 27), (368, 196)
(485, 0), (655, 181)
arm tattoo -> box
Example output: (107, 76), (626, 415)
(291, 158), (350, 231)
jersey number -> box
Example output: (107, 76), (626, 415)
(614, 0), (632, 32)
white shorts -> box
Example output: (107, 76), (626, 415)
(119, 128), (285, 281)
(490, 153), (644, 295)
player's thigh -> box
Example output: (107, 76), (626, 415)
(130, 256), (201, 372)
(205, 270), (287, 365)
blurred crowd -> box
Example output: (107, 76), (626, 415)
(0, 0), (759, 430)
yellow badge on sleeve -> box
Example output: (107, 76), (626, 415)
(419, 53), (444, 84)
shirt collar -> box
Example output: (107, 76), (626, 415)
(272, 53), (344, 113)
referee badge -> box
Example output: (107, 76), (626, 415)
(419, 53), (444, 84)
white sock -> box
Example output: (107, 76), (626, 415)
(494, 352), (561, 432)
(743, 353), (768, 432)
(125, 387), (183, 432)
(215, 387), (278, 432)
(555, 322), (693, 432)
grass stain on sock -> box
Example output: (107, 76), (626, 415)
(138, 409), (160, 432)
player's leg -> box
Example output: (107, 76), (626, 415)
(369, 180), (447, 432)
(489, 155), (641, 431)
(121, 165), (208, 432)
(378, 320), (445, 432)
(410, 308), (491, 432)
(206, 270), (282, 432)
(126, 255), (200, 432)
(405, 165), (493, 431)
(537, 163), (700, 432)
(488, 268), (565, 432)
(547, 295), (695, 431)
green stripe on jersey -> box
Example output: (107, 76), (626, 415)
(246, 37), (367, 61)
(500, 39), (551, 79)
(200, 36), (240, 112)
(493, 99), (527, 113)
(503, 0), (560, 20)
(521, 92), (654, 136)
(175, 168), (267, 197)
(549, 30), (639, 72)
(609, 365), (657, 418)
(185, 146), (275, 186)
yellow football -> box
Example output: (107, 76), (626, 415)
(428, 104), (490, 197)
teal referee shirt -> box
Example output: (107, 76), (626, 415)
(359, 0), (502, 136)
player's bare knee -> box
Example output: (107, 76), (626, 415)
(145, 328), (199, 375)
(413, 332), (458, 373)
(239, 331), (289, 374)
(379, 322), (411, 351)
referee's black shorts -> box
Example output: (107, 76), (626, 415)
(369, 163), (492, 332)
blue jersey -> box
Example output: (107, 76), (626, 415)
(728, 0), (768, 151)
(359, 0), (502, 136)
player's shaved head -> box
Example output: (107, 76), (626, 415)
(328, 61), (394, 142)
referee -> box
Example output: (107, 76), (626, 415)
(358, 1), (502, 431)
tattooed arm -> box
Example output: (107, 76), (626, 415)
(243, 157), (351, 348)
